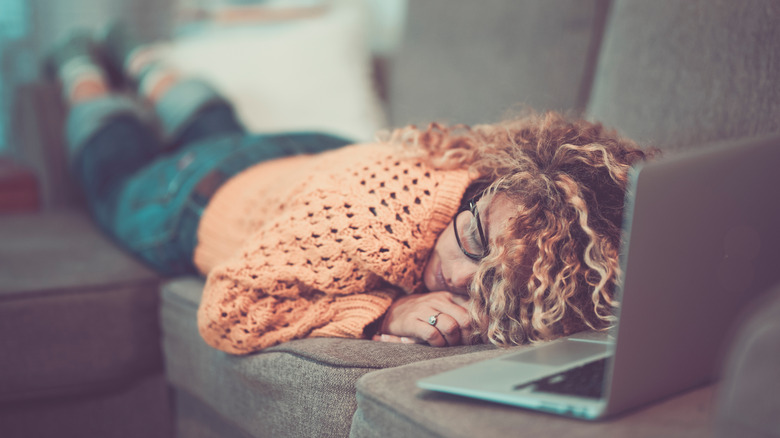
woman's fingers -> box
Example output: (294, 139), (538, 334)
(419, 323), (448, 347)
(372, 334), (424, 344)
(433, 296), (474, 345)
(411, 293), (474, 347)
(430, 313), (461, 347)
(378, 291), (476, 347)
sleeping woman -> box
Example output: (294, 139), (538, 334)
(51, 29), (655, 355)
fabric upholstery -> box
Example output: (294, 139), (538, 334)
(161, 277), (495, 438)
(350, 349), (716, 438)
(387, 0), (609, 126)
(587, 0), (780, 151)
(714, 285), (780, 438)
(0, 210), (162, 402)
(0, 373), (173, 438)
(174, 390), (257, 438)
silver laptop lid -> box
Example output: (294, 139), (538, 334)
(603, 133), (780, 416)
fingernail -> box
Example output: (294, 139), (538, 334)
(380, 334), (389, 341)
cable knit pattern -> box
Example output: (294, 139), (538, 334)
(195, 143), (472, 354)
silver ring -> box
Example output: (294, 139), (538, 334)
(428, 312), (442, 327)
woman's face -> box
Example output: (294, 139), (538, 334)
(423, 193), (515, 296)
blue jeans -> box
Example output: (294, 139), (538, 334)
(69, 99), (352, 276)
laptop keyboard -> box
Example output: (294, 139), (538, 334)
(514, 357), (607, 399)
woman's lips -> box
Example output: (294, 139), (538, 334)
(424, 254), (445, 292)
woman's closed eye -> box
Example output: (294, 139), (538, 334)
(453, 202), (489, 262)
(465, 228), (485, 255)
(460, 213), (487, 257)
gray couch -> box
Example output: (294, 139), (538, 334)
(2, 1), (779, 437)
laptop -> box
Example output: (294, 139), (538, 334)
(417, 133), (780, 419)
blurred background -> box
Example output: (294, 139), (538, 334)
(1, 0), (603, 210)
(0, 0), (406, 155)
(0, 0), (601, 154)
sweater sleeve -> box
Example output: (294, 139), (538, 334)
(196, 192), (402, 354)
(196, 145), (471, 354)
(198, 266), (397, 354)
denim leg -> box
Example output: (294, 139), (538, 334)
(174, 132), (355, 265)
(66, 95), (202, 275)
(173, 102), (245, 148)
(67, 97), (161, 233)
(112, 133), (247, 275)
(81, 129), (353, 276)
(212, 132), (356, 176)
(154, 78), (243, 149)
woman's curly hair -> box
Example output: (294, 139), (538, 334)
(391, 111), (658, 346)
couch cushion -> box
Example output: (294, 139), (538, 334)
(0, 372), (173, 438)
(166, 1), (386, 142)
(714, 285), (780, 437)
(387, 0), (609, 126)
(350, 349), (716, 438)
(161, 277), (495, 438)
(0, 210), (162, 402)
(587, 0), (780, 151)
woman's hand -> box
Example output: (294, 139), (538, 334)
(374, 291), (473, 347)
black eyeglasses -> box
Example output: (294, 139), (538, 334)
(453, 198), (489, 261)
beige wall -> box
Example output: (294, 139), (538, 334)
(29, 0), (174, 53)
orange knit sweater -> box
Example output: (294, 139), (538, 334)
(195, 143), (472, 354)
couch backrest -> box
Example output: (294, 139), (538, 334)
(11, 82), (78, 210)
(587, 0), (780, 151)
(390, 0), (780, 151)
(387, 0), (609, 127)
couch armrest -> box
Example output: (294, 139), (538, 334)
(714, 285), (780, 437)
(161, 276), (496, 437)
(0, 158), (39, 213)
(10, 81), (80, 210)
(351, 348), (716, 438)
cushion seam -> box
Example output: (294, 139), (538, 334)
(0, 366), (164, 405)
(0, 278), (160, 302)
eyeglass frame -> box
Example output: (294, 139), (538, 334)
(453, 197), (489, 261)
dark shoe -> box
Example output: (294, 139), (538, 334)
(100, 21), (156, 89)
(42, 30), (100, 81)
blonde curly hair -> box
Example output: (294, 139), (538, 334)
(392, 111), (657, 346)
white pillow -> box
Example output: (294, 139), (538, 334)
(164, 0), (386, 142)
